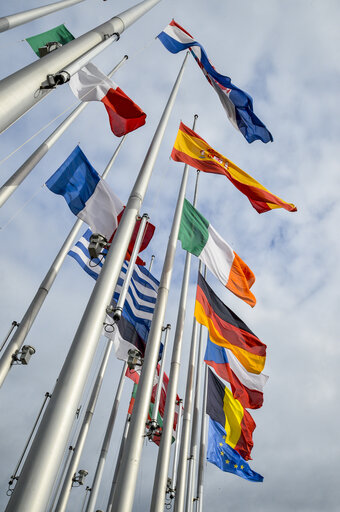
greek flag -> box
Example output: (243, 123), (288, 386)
(68, 229), (159, 359)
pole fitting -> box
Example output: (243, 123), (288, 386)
(194, 114), (198, 119)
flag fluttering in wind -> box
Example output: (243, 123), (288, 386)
(126, 366), (180, 445)
(195, 273), (266, 374)
(46, 146), (124, 240)
(205, 336), (268, 409)
(207, 369), (255, 461)
(26, 24), (74, 56)
(207, 417), (263, 481)
(158, 20), (272, 144)
(69, 62), (146, 137)
(172, 123), (297, 214)
(179, 199), (256, 307)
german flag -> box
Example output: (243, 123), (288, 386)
(195, 273), (266, 374)
(171, 122), (297, 214)
(207, 368), (255, 460)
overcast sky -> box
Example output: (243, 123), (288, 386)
(0, 0), (339, 511)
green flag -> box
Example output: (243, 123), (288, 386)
(26, 24), (74, 57)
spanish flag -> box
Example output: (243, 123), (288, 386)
(171, 122), (297, 214)
(195, 273), (266, 374)
(207, 369), (256, 460)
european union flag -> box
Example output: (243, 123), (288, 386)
(207, 418), (263, 482)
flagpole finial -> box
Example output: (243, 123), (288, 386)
(194, 114), (198, 119)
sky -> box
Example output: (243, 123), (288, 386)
(0, 0), (339, 511)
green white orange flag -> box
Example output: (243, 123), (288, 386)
(179, 199), (256, 307)
(171, 122), (297, 214)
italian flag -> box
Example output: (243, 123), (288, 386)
(179, 199), (256, 307)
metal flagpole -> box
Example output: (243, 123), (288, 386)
(0, 55), (128, 209)
(85, 361), (128, 512)
(185, 267), (207, 512)
(48, 213), (150, 512)
(0, 0), (161, 133)
(167, 398), (183, 500)
(5, 52), (187, 512)
(150, 160), (199, 512)
(0, 138), (126, 389)
(0, 0), (84, 33)
(53, 338), (113, 512)
(195, 363), (208, 512)
(49, 446), (74, 511)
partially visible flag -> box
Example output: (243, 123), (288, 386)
(205, 336), (268, 409)
(158, 20), (272, 144)
(26, 24), (74, 56)
(172, 123), (297, 214)
(179, 199), (256, 307)
(207, 417), (263, 482)
(69, 62), (146, 137)
(207, 368), (255, 461)
(126, 365), (180, 445)
(46, 146), (124, 240)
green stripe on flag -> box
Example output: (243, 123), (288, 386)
(178, 199), (209, 256)
(26, 24), (74, 56)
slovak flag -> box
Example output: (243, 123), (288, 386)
(158, 20), (273, 144)
(46, 146), (154, 262)
(69, 62), (146, 137)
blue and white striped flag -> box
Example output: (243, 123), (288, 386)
(68, 228), (160, 360)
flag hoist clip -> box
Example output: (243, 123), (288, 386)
(72, 469), (88, 487)
(127, 348), (143, 370)
(11, 345), (35, 365)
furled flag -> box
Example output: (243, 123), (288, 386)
(46, 146), (155, 257)
(68, 236), (159, 358)
(126, 365), (180, 445)
(158, 20), (272, 144)
(179, 199), (256, 307)
(26, 24), (74, 56)
(207, 368), (255, 461)
(69, 62), (146, 137)
(195, 273), (266, 374)
(207, 417), (263, 482)
(172, 122), (297, 214)
(205, 336), (268, 409)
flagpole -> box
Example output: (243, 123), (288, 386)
(0, 0), (161, 133)
(150, 158), (199, 512)
(85, 361), (128, 512)
(49, 446), (74, 511)
(0, 0), (84, 33)
(0, 139), (126, 389)
(167, 398), (183, 500)
(195, 364), (208, 512)
(0, 56), (128, 209)
(5, 52), (188, 512)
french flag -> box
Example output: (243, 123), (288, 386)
(204, 336), (268, 409)
(158, 20), (273, 144)
(69, 62), (146, 137)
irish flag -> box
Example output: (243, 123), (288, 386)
(69, 62), (146, 137)
(179, 199), (256, 307)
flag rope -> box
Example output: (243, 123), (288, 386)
(0, 184), (45, 231)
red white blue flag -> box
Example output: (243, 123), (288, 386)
(158, 20), (273, 144)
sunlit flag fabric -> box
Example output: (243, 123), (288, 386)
(172, 123), (297, 214)
(68, 238), (159, 357)
(126, 366), (180, 445)
(195, 273), (266, 374)
(204, 336), (268, 409)
(179, 199), (256, 307)
(69, 62), (146, 137)
(26, 24), (74, 56)
(207, 368), (255, 461)
(207, 418), (263, 482)
(158, 20), (272, 144)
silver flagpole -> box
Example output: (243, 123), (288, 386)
(0, 138), (126, 388)
(49, 446), (74, 511)
(0, 55), (128, 209)
(85, 361), (128, 512)
(150, 158), (199, 512)
(102, 54), (190, 512)
(0, 0), (84, 33)
(167, 398), (183, 500)
(0, 0), (161, 133)
(5, 52), (187, 512)
(53, 338), (113, 512)
(195, 364), (208, 512)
